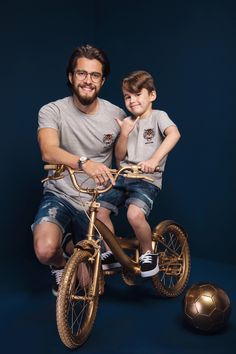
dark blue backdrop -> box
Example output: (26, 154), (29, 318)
(1, 0), (235, 279)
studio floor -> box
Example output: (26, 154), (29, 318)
(1, 257), (235, 354)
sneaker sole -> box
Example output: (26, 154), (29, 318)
(102, 262), (121, 270)
(140, 264), (159, 278)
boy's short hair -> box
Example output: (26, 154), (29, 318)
(122, 70), (156, 93)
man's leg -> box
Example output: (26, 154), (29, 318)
(32, 193), (73, 295)
(33, 222), (67, 296)
(33, 221), (66, 268)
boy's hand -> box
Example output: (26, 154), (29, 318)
(138, 159), (159, 173)
(115, 116), (140, 137)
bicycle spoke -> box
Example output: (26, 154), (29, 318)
(152, 223), (190, 297)
(68, 266), (94, 335)
(56, 249), (100, 348)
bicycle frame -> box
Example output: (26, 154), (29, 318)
(63, 192), (141, 274)
(96, 219), (140, 273)
(43, 164), (147, 274)
(44, 164), (191, 349)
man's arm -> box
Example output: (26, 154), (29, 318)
(38, 128), (79, 168)
(38, 128), (114, 185)
(138, 125), (181, 173)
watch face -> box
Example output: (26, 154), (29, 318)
(80, 156), (87, 163)
(78, 156), (89, 169)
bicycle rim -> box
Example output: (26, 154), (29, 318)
(152, 223), (191, 297)
(56, 249), (100, 348)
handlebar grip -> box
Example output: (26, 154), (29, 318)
(44, 164), (58, 170)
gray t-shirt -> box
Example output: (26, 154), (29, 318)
(120, 110), (176, 189)
(38, 96), (125, 209)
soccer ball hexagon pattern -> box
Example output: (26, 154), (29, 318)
(183, 282), (231, 332)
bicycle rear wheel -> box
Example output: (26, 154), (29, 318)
(56, 249), (100, 348)
(152, 220), (190, 297)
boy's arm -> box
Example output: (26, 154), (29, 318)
(115, 133), (129, 162)
(138, 125), (181, 173)
(115, 116), (140, 161)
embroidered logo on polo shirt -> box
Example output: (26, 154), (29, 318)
(143, 128), (155, 144)
(103, 134), (113, 146)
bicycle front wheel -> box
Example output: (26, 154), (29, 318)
(152, 221), (191, 297)
(56, 249), (100, 349)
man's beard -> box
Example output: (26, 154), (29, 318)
(73, 83), (99, 106)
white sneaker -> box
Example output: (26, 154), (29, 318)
(101, 251), (121, 270)
(139, 251), (159, 278)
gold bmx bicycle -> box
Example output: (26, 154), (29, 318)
(43, 164), (191, 349)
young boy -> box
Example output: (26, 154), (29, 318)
(97, 70), (181, 277)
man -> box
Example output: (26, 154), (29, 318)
(32, 44), (125, 295)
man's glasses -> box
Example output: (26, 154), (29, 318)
(74, 70), (103, 83)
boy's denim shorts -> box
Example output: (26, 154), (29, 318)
(31, 192), (89, 242)
(98, 176), (160, 217)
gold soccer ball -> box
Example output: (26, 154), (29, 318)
(183, 282), (231, 333)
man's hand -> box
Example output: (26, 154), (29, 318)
(115, 116), (140, 137)
(82, 160), (115, 186)
(138, 159), (159, 173)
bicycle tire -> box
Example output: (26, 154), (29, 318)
(56, 249), (100, 348)
(152, 221), (191, 297)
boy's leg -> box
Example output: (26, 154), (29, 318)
(96, 182), (126, 270)
(96, 207), (121, 270)
(96, 175), (126, 234)
(96, 207), (115, 235)
(125, 178), (160, 251)
(127, 204), (153, 254)
(126, 186), (160, 278)
(96, 206), (114, 252)
(127, 204), (159, 277)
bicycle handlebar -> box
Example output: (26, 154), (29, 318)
(42, 164), (154, 196)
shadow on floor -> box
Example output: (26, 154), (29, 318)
(1, 257), (235, 354)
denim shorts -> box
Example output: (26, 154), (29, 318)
(98, 176), (160, 216)
(31, 192), (89, 242)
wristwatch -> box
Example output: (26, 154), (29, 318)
(78, 156), (90, 170)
